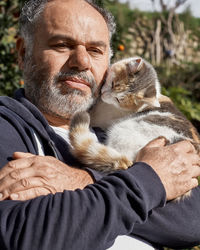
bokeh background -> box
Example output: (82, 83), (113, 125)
(0, 0), (200, 249)
(0, 0), (200, 133)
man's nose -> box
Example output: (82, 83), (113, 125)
(68, 46), (91, 71)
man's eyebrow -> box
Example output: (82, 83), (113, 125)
(48, 35), (75, 43)
(88, 41), (107, 49)
(48, 35), (107, 48)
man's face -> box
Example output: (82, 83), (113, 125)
(23, 0), (110, 118)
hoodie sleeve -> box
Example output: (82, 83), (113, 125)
(86, 169), (200, 249)
(1, 101), (199, 249)
(0, 104), (165, 249)
(133, 186), (200, 248)
(0, 163), (166, 250)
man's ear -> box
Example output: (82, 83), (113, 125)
(16, 37), (26, 70)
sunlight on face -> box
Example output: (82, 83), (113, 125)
(23, 57), (98, 118)
(23, 0), (110, 119)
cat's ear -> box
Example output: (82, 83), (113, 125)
(127, 58), (144, 74)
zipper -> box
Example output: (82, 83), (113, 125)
(48, 140), (59, 159)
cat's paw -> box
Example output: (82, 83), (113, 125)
(113, 156), (132, 170)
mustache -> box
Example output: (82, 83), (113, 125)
(54, 71), (98, 94)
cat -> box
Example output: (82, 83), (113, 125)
(69, 57), (200, 173)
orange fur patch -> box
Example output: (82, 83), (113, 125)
(190, 127), (200, 143)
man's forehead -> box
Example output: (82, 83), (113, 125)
(36, 0), (109, 45)
(42, 0), (107, 26)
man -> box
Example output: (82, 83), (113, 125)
(0, 0), (199, 249)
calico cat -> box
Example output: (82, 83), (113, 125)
(69, 57), (200, 172)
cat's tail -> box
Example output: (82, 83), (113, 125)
(69, 111), (132, 172)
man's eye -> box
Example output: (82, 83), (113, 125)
(88, 48), (103, 55)
(52, 44), (73, 50)
(54, 43), (66, 47)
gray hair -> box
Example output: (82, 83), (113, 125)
(19, 0), (116, 55)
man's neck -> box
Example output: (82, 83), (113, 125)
(43, 112), (70, 130)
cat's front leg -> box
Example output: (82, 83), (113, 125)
(69, 111), (132, 172)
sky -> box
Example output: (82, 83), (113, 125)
(118, 0), (200, 18)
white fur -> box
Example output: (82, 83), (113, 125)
(90, 98), (188, 163)
(71, 57), (193, 174)
(106, 115), (187, 161)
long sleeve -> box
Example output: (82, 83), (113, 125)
(0, 103), (165, 250)
(0, 163), (165, 250)
(1, 94), (199, 249)
(133, 186), (200, 248)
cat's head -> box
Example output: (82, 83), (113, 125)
(101, 57), (161, 111)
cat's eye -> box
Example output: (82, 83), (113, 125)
(112, 81), (114, 88)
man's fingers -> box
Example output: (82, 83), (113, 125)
(144, 136), (167, 148)
(0, 177), (56, 200)
(191, 165), (200, 178)
(184, 153), (200, 166)
(0, 176), (43, 200)
(190, 178), (199, 189)
(9, 187), (52, 201)
(0, 157), (35, 179)
(0, 163), (55, 193)
(0, 155), (45, 180)
(13, 152), (35, 159)
(173, 140), (196, 154)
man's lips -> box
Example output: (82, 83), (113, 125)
(59, 77), (91, 91)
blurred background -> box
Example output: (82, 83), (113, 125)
(0, 0), (199, 133)
(0, 0), (200, 249)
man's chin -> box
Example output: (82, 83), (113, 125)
(42, 96), (94, 118)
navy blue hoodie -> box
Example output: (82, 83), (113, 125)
(0, 89), (199, 250)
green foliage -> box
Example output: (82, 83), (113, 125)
(162, 86), (200, 121)
(156, 62), (200, 131)
(0, 0), (24, 96)
(0, 0), (199, 132)
(180, 8), (200, 39)
(0, 0), (199, 247)
(104, 0), (134, 58)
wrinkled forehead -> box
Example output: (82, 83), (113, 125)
(34, 0), (109, 45)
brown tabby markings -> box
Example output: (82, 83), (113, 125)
(69, 57), (200, 175)
(143, 100), (199, 142)
(70, 124), (132, 170)
(143, 85), (157, 98)
(117, 93), (144, 110)
(190, 127), (200, 144)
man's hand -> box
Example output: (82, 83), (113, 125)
(0, 138), (199, 202)
(0, 153), (93, 201)
(136, 137), (200, 200)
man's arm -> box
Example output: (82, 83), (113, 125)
(1, 138), (199, 202)
(0, 115), (199, 249)
(0, 162), (166, 250)
(133, 187), (200, 248)
(0, 119), (167, 250)
(132, 139), (200, 248)
(0, 138), (199, 249)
